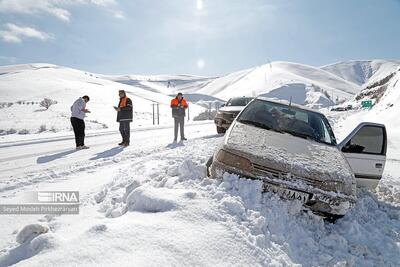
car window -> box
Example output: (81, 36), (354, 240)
(342, 126), (385, 154)
(295, 111), (308, 123)
(226, 97), (252, 106)
(237, 99), (336, 145)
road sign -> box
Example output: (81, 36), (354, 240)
(361, 100), (373, 108)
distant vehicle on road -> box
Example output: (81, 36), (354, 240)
(214, 97), (254, 134)
(331, 106), (346, 111)
(207, 97), (387, 220)
(331, 105), (353, 111)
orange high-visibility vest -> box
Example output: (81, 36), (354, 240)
(171, 98), (188, 107)
(119, 97), (127, 108)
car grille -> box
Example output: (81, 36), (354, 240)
(222, 112), (239, 120)
(253, 163), (289, 179)
(252, 163), (323, 187)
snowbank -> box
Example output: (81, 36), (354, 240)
(126, 186), (180, 212)
(16, 224), (49, 244)
(214, 173), (400, 266)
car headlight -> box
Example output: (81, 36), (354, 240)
(216, 111), (223, 117)
(223, 112), (235, 119)
(216, 149), (253, 172)
(321, 180), (346, 194)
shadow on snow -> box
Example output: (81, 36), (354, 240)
(37, 149), (77, 164)
(90, 146), (124, 160)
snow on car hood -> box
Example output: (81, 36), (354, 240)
(219, 106), (244, 113)
(224, 122), (354, 183)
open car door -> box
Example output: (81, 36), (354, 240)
(338, 122), (387, 190)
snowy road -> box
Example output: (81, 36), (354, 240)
(0, 122), (216, 193)
(0, 121), (399, 266)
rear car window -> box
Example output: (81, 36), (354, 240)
(226, 97), (253, 106)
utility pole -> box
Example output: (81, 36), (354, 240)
(152, 103), (155, 125)
(157, 103), (160, 125)
(151, 102), (160, 125)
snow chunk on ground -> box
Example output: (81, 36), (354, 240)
(178, 159), (206, 180)
(87, 224), (108, 234)
(16, 224), (49, 244)
(126, 186), (182, 213)
(28, 233), (58, 253)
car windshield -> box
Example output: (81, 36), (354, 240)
(237, 99), (337, 145)
(226, 97), (253, 107)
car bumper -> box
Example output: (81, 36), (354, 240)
(210, 160), (356, 216)
(214, 117), (233, 129)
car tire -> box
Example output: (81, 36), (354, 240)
(206, 156), (213, 177)
(323, 214), (344, 224)
(217, 126), (226, 134)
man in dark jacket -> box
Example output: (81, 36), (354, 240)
(114, 90), (133, 147)
(170, 92), (188, 142)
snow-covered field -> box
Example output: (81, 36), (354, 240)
(1, 59), (400, 266)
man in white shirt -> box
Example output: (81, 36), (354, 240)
(70, 95), (90, 149)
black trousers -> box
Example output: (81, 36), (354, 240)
(119, 121), (131, 144)
(71, 117), (85, 147)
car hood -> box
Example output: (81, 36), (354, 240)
(219, 106), (244, 113)
(224, 122), (354, 183)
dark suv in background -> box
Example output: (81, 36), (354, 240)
(214, 97), (253, 133)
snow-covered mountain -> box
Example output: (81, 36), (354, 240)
(1, 60), (399, 135)
(331, 65), (400, 159)
(105, 61), (372, 109)
(105, 60), (400, 110)
(321, 60), (400, 86)
(196, 61), (360, 100)
(0, 64), (205, 135)
(100, 74), (216, 96)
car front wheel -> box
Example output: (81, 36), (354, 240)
(217, 126), (226, 134)
(206, 156), (213, 177)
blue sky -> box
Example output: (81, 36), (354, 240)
(0, 0), (399, 75)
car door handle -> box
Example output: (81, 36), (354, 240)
(375, 163), (383, 169)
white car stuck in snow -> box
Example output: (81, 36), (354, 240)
(207, 97), (387, 219)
